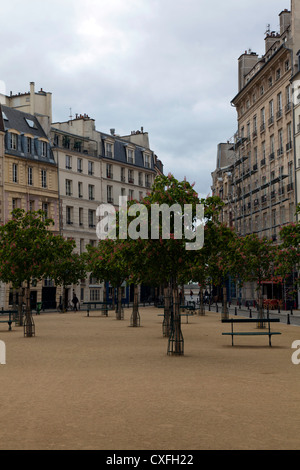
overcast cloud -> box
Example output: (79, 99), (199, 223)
(0, 0), (290, 197)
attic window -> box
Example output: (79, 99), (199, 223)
(25, 118), (37, 129)
(2, 111), (8, 120)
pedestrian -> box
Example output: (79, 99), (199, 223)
(72, 293), (79, 311)
(190, 290), (193, 299)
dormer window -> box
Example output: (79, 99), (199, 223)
(105, 141), (114, 158)
(41, 141), (47, 158)
(127, 147), (135, 164)
(10, 133), (18, 150)
(25, 118), (37, 129)
(144, 153), (151, 168)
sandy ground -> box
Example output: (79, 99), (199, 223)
(0, 307), (299, 450)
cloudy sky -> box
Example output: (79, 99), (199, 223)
(0, 0), (290, 197)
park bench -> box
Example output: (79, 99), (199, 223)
(0, 310), (18, 331)
(222, 317), (281, 347)
(83, 302), (109, 317)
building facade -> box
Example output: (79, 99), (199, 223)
(51, 116), (159, 304)
(0, 104), (60, 308)
(0, 81), (163, 308)
(212, 2), (300, 304)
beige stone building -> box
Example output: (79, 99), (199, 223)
(212, 2), (300, 304)
(0, 81), (163, 308)
(51, 115), (159, 304)
(0, 104), (59, 309)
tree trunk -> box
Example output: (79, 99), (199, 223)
(199, 289), (205, 315)
(116, 286), (123, 320)
(258, 283), (265, 328)
(112, 288), (115, 311)
(222, 283), (228, 320)
(130, 284), (140, 327)
(18, 286), (23, 326)
(24, 280), (35, 337)
(167, 281), (184, 355)
(163, 283), (171, 337)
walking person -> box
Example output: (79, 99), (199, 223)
(72, 292), (79, 312)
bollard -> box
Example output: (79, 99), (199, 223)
(287, 314), (290, 325)
(216, 304), (218, 313)
(249, 309), (252, 318)
(235, 307), (237, 316)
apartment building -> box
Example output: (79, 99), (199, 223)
(0, 81), (162, 306)
(212, 2), (299, 304)
(51, 116), (158, 303)
(0, 104), (59, 308)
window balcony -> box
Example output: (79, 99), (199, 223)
(269, 152), (275, 161)
(268, 116), (274, 126)
(277, 147), (283, 156)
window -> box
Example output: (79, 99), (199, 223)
(144, 154), (151, 168)
(12, 198), (19, 210)
(253, 115), (257, 135)
(12, 163), (18, 183)
(105, 142), (113, 158)
(106, 163), (113, 179)
(42, 202), (48, 218)
(28, 167), (33, 186)
(80, 239), (85, 254)
(27, 137), (32, 154)
(41, 141), (47, 158)
(66, 179), (72, 196)
(88, 161), (94, 175)
(276, 68), (281, 81)
(79, 208), (84, 226)
(268, 76), (273, 88)
(129, 189), (134, 201)
(90, 289), (100, 301)
(138, 172), (143, 186)
(145, 174), (151, 188)
(77, 158), (83, 173)
(128, 169), (134, 184)
(246, 121), (250, 139)
(66, 155), (72, 169)
(10, 133), (17, 150)
(121, 188), (126, 196)
(269, 100), (274, 124)
(288, 161), (293, 184)
(66, 206), (73, 225)
(107, 186), (113, 204)
(287, 122), (292, 150)
(88, 209), (95, 228)
(88, 184), (95, 200)
(29, 200), (35, 212)
(277, 93), (282, 116)
(270, 135), (274, 154)
(25, 118), (37, 129)
(78, 182), (83, 198)
(127, 149), (134, 164)
(121, 167), (126, 182)
(278, 129), (283, 155)
(280, 206), (285, 225)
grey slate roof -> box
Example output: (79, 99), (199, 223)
(1, 105), (47, 138)
(1, 105), (56, 165)
(101, 133), (155, 171)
